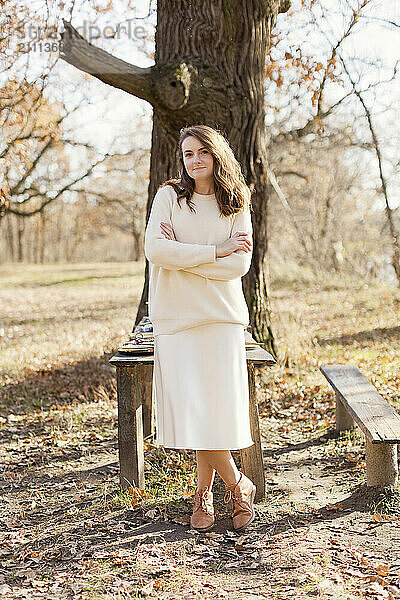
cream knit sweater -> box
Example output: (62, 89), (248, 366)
(144, 185), (253, 335)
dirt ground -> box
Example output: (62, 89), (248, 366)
(2, 376), (400, 600)
(1, 264), (400, 599)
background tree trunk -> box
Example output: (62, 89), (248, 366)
(131, 219), (141, 262)
(61, 0), (290, 355)
(17, 217), (25, 262)
(6, 217), (15, 262)
(39, 209), (46, 264)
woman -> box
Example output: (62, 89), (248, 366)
(144, 124), (256, 532)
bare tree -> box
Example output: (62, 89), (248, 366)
(0, 71), (150, 264)
(337, 59), (400, 285)
(265, 0), (400, 285)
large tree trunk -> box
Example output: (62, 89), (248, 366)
(61, 0), (289, 356)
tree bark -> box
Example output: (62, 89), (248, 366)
(60, 0), (290, 355)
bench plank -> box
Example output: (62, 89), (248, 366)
(320, 364), (400, 443)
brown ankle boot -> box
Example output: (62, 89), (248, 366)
(190, 486), (215, 531)
(224, 471), (256, 531)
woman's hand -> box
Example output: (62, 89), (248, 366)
(160, 221), (176, 240)
(216, 232), (252, 258)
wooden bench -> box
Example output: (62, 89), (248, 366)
(320, 364), (400, 488)
(109, 331), (275, 502)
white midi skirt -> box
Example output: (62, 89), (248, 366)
(152, 322), (254, 450)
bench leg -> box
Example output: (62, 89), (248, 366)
(116, 365), (145, 490)
(240, 363), (265, 502)
(335, 392), (355, 432)
(365, 439), (398, 487)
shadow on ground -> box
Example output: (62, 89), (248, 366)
(317, 325), (400, 346)
(0, 353), (117, 417)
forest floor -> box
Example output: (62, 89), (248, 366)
(1, 262), (400, 600)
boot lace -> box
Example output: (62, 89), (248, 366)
(224, 485), (252, 514)
(197, 487), (213, 516)
(224, 489), (233, 505)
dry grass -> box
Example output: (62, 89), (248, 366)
(0, 262), (144, 384)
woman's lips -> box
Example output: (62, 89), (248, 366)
(193, 167), (205, 170)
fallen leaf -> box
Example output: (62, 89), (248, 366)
(0, 585), (12, 596)
(204, 532), (223, 540)
(245, 561), (259, 569)
(16, 568), (36, 580)
(225, 561), (241, 568)
(326, 503), (343, 511)
(140, 580), (154, 595)
(376, 563), (390, 578)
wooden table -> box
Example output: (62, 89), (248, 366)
(109, 332), (275, 502)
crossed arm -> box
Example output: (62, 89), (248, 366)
(181, 207), (253, 281)
(144, 187), (216, 269)
(144, 186), (253, 281)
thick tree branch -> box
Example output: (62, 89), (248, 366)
(60, 20), (156, 105)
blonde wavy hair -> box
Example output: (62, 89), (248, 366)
(160, 125), (253, 217)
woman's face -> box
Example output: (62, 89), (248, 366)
(181, 136), (214, 183)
